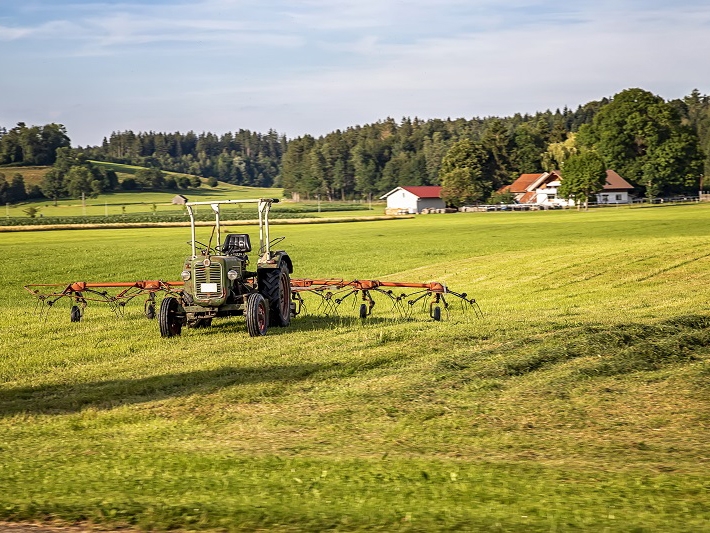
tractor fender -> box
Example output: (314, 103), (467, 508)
(279, 252), (293, 274)
(257, 251), (293, 274)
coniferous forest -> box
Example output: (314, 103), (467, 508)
(2, 88), (710, 205)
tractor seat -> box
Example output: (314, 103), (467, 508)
(222, 233), (252, 255)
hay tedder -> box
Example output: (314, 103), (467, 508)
(24, 198), (481, 337)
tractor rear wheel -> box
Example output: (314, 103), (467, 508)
(159, 296), (183, 337)
(258, 264), (291, 327)
(246, 293), (268, 337)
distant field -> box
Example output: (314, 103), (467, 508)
(1, 205), (709, 531)
(1, 161), (377, 220)
(0, 165), (51, 187)
(2, 184), (286, 218)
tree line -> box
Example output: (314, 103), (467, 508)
(0, 122), (71, 166)
(439, 88), (708, 206)
(81, 129), (286, 188)
(2, 87), (709, 206)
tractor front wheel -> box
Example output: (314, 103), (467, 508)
(245, 293), (268, 337)
(159, 296), (183, 337)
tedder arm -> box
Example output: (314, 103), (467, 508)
(290, 278), (482, 321)
(24, 277), (481, 322)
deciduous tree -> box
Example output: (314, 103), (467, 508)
(558, 151), (607, 210)
(439, 139), (490, 206)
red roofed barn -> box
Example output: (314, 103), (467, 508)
(380, 186), (445, 214)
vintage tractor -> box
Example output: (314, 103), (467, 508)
(159, 197), (293, 337)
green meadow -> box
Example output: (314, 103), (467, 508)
(0, 205), (709, 531)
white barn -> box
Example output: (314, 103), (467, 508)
(380, 186), (445, 214)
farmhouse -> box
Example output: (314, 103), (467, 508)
(380, 186), (445, 214)
(499, 170), (634, 206)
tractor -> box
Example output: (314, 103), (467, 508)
(159, 197), (293, 337)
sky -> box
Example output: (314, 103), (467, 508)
(1, 0), (710, 147)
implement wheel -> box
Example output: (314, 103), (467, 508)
(246, 293), (268, 337)
(70, 305), (81, 323)
(258, 264), (291, 327)
(159, 296), (183, 337)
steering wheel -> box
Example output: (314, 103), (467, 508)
(187, 240), (216, 255)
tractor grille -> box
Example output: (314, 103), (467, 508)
(194, 263), (223, 298)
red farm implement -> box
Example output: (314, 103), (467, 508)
(24, 198), (481, 336)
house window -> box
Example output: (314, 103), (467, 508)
(616, 194), (622, 201)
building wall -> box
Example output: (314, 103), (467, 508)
(386, 190), (419, 213)
(385, 190), (444, 213)
(417, 198), (446, 213)
(596, 191), (630, 204)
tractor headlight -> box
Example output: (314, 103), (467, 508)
(227, 269), (239, 281)
(181, 270), (191, 281)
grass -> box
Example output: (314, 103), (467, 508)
(0, 166), (52, 187)
(0, 205), (709, 531)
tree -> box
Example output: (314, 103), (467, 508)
(41, 168), (65, 206)
(558, 151), (608, 210)
(65, 166), (93, 198)
(9, 174), (27, 203)
(438, 139), (490, 206)
(577, 88), (704, 197)
(22, 206), (40, 218)
(542, 134), (578, 171)
(207, 177), (218, 187)
(0, 173), (8, 204)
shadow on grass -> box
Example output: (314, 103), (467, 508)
(0, 351), (412, 418)
(195, 314), (417, 337)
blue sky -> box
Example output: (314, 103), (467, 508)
(1, 0), (709, 146)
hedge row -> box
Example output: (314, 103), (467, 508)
(0, 211), (311, 226)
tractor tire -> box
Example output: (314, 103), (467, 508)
(159, 296), (183, 337)
(359, 303), (368, 319)
(258, 264), (291, 327)
(70, 305), (81, 322)
(245, 293), (268, 337)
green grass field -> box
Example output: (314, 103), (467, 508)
(1, 205), (709, 531)
(1, 163), (375, 220)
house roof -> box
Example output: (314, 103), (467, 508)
(380, 186), (442, 199)
(603, 170), (634, 190)
(501, 169), (633, 198)
(499, 173), (545, 194)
